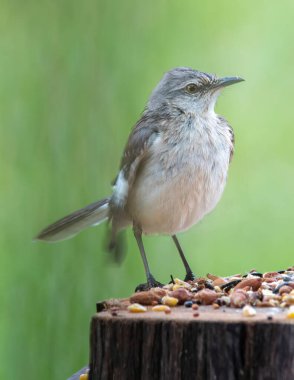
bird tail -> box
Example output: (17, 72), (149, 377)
(35, 198), (110, 242)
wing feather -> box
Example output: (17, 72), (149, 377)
(111, 113), (160, 207)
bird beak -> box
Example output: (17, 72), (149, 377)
(214, 76), (245, 89)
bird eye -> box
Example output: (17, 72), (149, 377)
(185, 83), (198, 94)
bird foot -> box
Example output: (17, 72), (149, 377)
(135, 274), (163, 292)
(184, 271), (196, 282)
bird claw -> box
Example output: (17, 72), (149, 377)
(184, 271), (196, 282)
(135, 275), (163, 292)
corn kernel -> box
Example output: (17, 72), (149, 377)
(80, 374), (89, 380)
(172, 284), (182, 291)
(174, 278), (190, 288)
(282, 295), (294, 305)
(242, 305), (256, 317)
(152, 305), (171, 312)
(128, 303), (147, 313)
(286, 305), (294, 319)
(161, 295), (178, 307)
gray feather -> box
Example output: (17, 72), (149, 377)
(35, 198), (109, 242)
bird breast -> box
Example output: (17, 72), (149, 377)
(127, 116), (233, 235)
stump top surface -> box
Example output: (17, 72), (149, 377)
(95, 304), (294, 324)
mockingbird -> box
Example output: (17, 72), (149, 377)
(36, 67), (244, 290)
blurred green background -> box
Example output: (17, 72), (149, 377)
(1, 0), (294, 378)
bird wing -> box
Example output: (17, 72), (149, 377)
(111, 113), (160, 208)
(227, 125), (235, 162)
(218, 115), (235, 162)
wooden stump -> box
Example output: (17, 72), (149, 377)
(89, 306), (294, 380)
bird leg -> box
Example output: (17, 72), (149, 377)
(133, 224), (163, 292)
(172, 235), (196, 281)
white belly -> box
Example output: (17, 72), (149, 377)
(128, 144), (230, 235)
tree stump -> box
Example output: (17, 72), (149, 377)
(89, 305), (294, 380)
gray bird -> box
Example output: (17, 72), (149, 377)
(36, 67), (244, 290)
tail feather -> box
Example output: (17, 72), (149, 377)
(35, 198), (110, 242)
(106, 230), (127, 264)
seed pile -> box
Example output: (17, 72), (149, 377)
(126, 267), (294, 318)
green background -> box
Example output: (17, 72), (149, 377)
(1, 0), (294, 378)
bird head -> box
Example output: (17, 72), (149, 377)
(148, 67), (244, 115)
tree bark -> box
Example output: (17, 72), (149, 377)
(89, 306), (294, 380)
